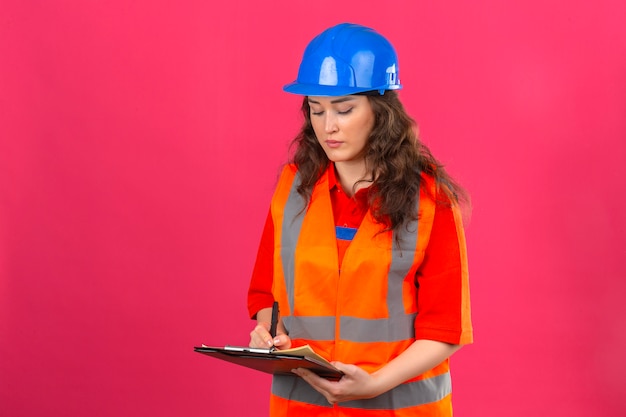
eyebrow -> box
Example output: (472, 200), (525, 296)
(307, 97), (356, 104)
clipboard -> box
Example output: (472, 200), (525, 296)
(194, 345), (344, 381)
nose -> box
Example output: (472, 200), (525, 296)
(324, 113), (338, 133)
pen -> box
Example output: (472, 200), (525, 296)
(269, 301), (279, 351)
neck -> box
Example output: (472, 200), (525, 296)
(334, 160), (372, 197)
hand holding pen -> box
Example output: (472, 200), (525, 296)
(249, 301), (292, 351)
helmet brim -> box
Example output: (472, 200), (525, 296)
(283, 82), (401, 97)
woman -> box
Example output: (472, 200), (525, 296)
(247, 23), (473, 416)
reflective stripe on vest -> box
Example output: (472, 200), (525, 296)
(272, 373), (451, 410)
(283, 314), (417, 343)
(279, 173), (305, 316)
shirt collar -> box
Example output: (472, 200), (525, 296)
(327, 163), (340, 191)
(327, 163), (371, 202)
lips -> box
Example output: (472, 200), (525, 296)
(325, 140), (342, 148)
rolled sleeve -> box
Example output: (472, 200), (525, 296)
(414, 201), (473, 345)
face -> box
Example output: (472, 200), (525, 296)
(308, 95), (375, 166)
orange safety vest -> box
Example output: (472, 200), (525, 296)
(269, 164), (452, 416)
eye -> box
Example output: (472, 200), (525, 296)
(310, 108), (324, 116)
(337, 108), (353, 115)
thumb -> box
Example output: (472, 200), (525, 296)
(330, 361), (350, 372)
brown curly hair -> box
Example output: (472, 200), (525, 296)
(289, 91), (469, 233)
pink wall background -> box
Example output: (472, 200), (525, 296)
(2, 1), (625, 416)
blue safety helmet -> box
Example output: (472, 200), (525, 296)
(283, 23), (402, 96)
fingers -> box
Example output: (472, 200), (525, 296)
(272, 333), (292, 350)
(292, 363), (374, 404)
(292, 368), (337, 404)
(249, 323), (274, 348)
(249, 323), (293, 350)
